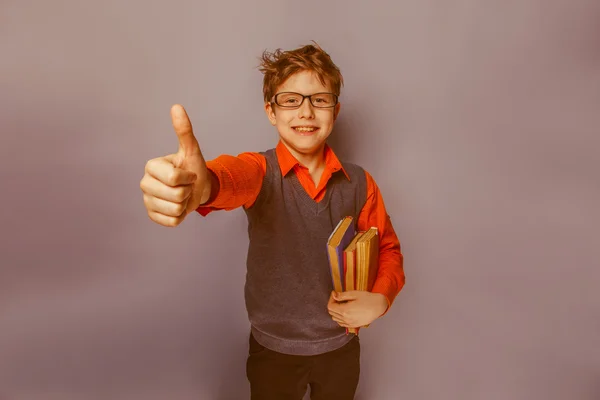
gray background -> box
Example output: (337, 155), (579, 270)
(1, 0), (599, 399)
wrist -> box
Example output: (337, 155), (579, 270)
(375, 293), (389, 316)
(201, 169), (219, 205)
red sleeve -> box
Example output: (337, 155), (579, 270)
(196, 152), (267, 216)
(356, 171), (406, 313)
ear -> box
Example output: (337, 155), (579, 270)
(264, 102), (277, 126)
(333, 102), (341, 122)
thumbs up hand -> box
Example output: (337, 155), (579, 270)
(140, 104), (213, 227)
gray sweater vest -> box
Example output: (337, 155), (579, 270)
(243, 148), (367, 356)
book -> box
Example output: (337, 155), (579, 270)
(326, 216), (355, 293)
(355, 227), (379, 292)
(353, 226), (379, 332)
(327, 218), (381, 336)
(343, 231), (364, 293)
(342, 231), (364, 335)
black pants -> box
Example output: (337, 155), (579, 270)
(246, 333), (360, 400)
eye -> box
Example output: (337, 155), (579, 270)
(277, 93), (302, 105)
(312, 94), (335, 105)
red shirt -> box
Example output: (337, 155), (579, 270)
(197, 141), (405, 311)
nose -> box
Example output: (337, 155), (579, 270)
(297, 97), (315, 119)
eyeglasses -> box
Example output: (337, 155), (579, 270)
(271, 92), (338, 109)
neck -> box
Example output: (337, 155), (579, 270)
(283, 142), (326, 174)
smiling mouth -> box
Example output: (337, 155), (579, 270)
(293, 126), (318, 133)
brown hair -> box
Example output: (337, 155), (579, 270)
(258, 41), (344, 103)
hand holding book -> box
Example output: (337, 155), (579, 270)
(326, 217), (381, 335)
(327, 290), (388, 330)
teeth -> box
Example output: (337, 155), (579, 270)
(295, 127), (316, 132)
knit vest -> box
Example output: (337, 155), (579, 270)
(243, 148), (367, 356)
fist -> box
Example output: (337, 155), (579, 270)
(140, 104), (212, 227)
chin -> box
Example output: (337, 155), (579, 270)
(290, 141), (326, 155)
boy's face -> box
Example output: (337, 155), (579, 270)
(265, 70), (340, 159)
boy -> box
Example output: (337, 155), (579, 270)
(140, 43), (405, 400)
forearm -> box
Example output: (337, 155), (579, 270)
(356, 171), (406, 314)
(197, 153), (265, 214)
(371, 241), (405, 313)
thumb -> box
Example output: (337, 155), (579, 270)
(171, 104), (201, 157)
(334, 291), (360, 302)
(328, 291), (336, 306)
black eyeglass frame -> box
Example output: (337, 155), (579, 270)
(270, 92), (339, 108)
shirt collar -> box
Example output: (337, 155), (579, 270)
(275, 140), (350, 181)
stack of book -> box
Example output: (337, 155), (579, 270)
(326, 216), (379, 334)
